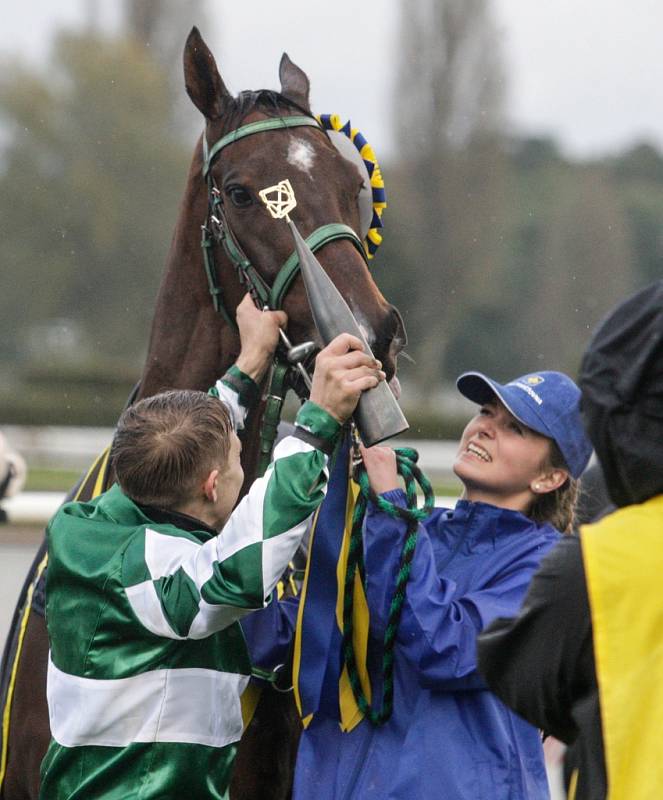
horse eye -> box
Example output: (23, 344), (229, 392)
(227, 186), (252, 208)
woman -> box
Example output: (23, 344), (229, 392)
(242, 369), (592, 800)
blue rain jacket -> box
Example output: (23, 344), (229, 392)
(242, 496), (560, 799)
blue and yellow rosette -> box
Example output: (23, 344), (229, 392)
(316, 113), (387, 260)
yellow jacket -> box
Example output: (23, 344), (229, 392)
(581, 494), (663, 799)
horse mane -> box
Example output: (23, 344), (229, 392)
(225, 89), (313, 129)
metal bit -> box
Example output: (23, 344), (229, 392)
(263, 305), (313, 390)
(277, 328), (313, 390)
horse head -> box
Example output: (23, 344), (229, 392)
(140, 26), (406, 436)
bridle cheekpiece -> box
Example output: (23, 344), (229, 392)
(200, 114), (367, 330)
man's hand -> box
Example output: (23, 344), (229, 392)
(234, 295), (287, 382)
(359, 444), (400, 494)
(309, 334), (385, 424)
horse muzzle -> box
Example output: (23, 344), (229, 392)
(373, 305), (408, 382)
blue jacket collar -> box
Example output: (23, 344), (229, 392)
(448, 499), (556, 539)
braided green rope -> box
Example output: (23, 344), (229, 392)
(342, 447), (435, 725)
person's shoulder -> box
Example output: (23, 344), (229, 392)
(530, 517), (563, 540)
(47, 494), (103, 536)
(119, 520), (210, 588)
(418, 503), (456, 534)
(483, 513), (563, 568)
(492, 506), (561, 545)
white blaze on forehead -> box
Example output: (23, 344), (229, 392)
(287, 137), (316, 175)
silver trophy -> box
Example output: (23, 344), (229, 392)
(259, 180), (409, 446)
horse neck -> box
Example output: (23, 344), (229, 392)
(135, 142), (265, 491)
(138, 143), (241, 398)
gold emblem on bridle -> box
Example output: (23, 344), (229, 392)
(259, 179), (297, 221)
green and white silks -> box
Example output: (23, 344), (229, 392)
(40, 377), (339, 800)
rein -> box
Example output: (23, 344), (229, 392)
(344, 446), (435, 725)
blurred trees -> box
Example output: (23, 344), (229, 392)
(613, 143), (663, 286)
(0, 32), (187, 363)
(0, 1), (213, 360)
(495, 150), (634, 375)
(122, 0), (209, 136)
(0, 4), (209, 422)
(379, 0), (510, 392)
(377, 0), (654, 416)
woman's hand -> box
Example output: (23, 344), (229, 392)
(359, 443), (400, 494)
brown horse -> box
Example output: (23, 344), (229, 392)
(0, 27), (405, 799)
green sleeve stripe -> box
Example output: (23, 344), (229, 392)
(200, 542), (264, 608)
(295, 401), (342, 445)
(154, 567), (201, 637)
(262, 448), (328, 539)
(122, 530), (151, 586)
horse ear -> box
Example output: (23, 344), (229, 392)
(183, 27), (233, 119)
(279, 53), (311, 112)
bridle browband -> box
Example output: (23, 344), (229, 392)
(200, 114), (368, 330)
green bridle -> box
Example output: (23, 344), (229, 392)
(200, 114), (368, 329)
(201, 112), (369, 476)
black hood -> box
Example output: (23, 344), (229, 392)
(579, 280), (663, 508)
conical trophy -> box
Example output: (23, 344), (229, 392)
(259, 179), (409, 446)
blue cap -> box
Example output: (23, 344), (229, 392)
(456, 371), (592, 479)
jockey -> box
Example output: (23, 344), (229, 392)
(39, 294), (384, 800)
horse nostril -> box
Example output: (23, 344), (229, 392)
(370, 305), (408, 381)
(389, 305), (408, 351)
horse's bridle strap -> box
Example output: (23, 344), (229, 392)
(267, 223), (365, 310)
(204, 219), (365, 331)
(203, 116), (322, 178)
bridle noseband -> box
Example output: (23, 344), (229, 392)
(200, 114), (368, 330)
